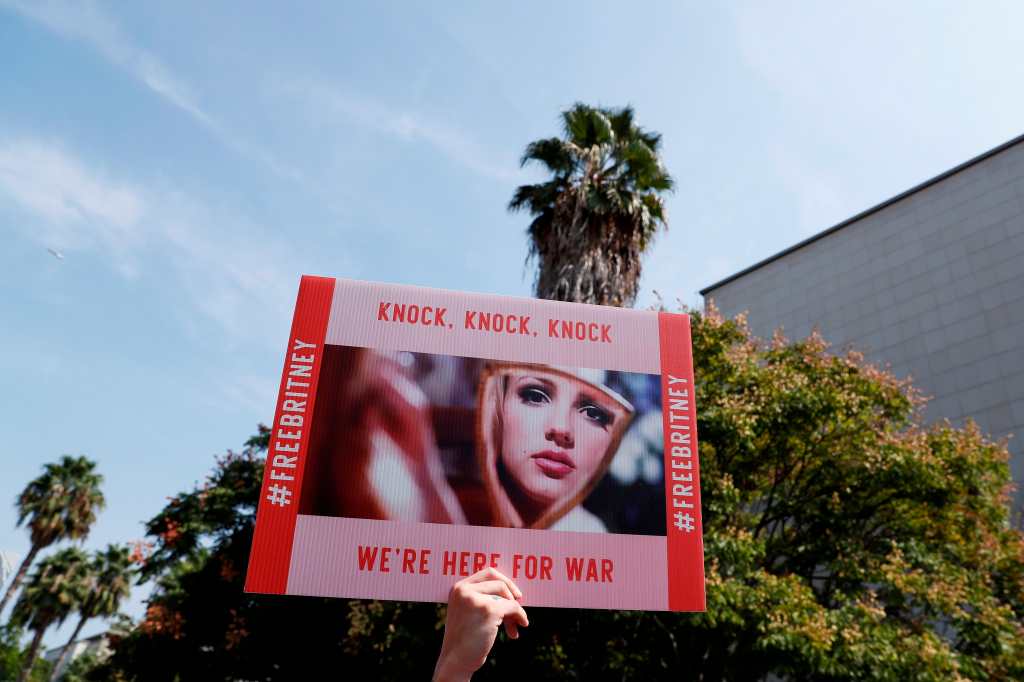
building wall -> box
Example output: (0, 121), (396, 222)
(703, 139), (1024, 510)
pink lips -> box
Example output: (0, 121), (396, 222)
(531, 450), (575, 478)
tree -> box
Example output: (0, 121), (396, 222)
(509, 103), (674, 307)
(470, 310), (1024, 680)
(97, 315), (1024, 680)
(11, 548), (88, 682)
(93, 429), (443, 681)
(49, 544), (134, 681)
(1, 456), (105, 617)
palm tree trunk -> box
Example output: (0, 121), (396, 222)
(17, 626), (46, 682)
(49, 615), (89, 682)
(0, 544), (40, 616)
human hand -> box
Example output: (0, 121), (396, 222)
(432, 567), (529, 682)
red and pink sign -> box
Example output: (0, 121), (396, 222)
(244, 276), (705, 611)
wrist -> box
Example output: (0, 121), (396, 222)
(432, 654), (474, 682)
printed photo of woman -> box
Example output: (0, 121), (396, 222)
(476, 363), (634, 532)
(299, 346), (666, 536)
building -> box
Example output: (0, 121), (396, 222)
(701, 134), (1024, 513)
(42, 633), (110, 680)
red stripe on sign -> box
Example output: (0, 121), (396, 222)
(245, 275), (335, 594)
(658, 312), (706, 611)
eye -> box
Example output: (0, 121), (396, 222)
(579, 403), (612, 428)
(517, 385), (551, 405)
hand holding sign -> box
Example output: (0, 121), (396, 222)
(433, 568), (528, 682)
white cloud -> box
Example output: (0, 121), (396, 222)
(2, 0), (208, 121)
(0, 138), (145, 276)
(0, 138), (143, 230)
(270, 76), (517, 182)
(1, 0), (301, 182)
(0, 137), (298, 343)
(716, 0), (1024, 286)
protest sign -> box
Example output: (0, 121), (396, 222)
(244, 276), (704, 611)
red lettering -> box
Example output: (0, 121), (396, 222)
(519, 315), (531, 335)
(601, 324), (612, 342)
(377, 302), (390, 321)
(459, 551), (470, 576)
(380, 547), (392, 573)
(548, 319), (558, 337)
(565, 557), (584, 581)
(472, 552), (488, 573)
(586, 559), (599, 582)
(478, 312), (490, 331)
(465, 311), (477, 330)
(357, 545), (379, 571)
(540, 556), (553, 580)
(493, 314), (504, 332)
(601, 559), (613, 582)
(443, 551), (456, 575)
(421, 306), (433, 325)
(562, 320), (573, 339)
(407, 304), (420, 324)
(420, 549), (431, 574)
(434, 308), (447, 326)
(402, 548), (416, 573)
(392, 304), (405, 323)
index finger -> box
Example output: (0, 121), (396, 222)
(463, 566), (523, 600)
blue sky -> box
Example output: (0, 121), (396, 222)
(2, 1), (1023, 646)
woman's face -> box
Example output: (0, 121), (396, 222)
(499, 371), (621, 510)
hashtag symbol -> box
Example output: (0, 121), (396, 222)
(673, 511), (695, 533)
(266, 484), (292, 507)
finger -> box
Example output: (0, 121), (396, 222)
(504, 619), (519, 639)
(464, 567), (523, 600)
(468, 580), (515, 601)
(494, 598), (529, 629)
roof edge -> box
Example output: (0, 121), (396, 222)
(700, 131), (1024, 296)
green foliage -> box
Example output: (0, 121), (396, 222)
(82, 544), (133, 623)
(1, 456), (105, 617)
(509, 103), (674, 307)
(49, 544), (135, 681)
(0, 624), (28, 680)
(11, 549), (88, 635)
(10, 549), (88, 682)
(16, 456), (105, 550)
(93, 426), (436, 681)
(97, 314), (1024, 680)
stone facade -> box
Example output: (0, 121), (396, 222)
(702, 135), (1024, 512)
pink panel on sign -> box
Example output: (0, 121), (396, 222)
(324, 278), (661, 374)
(287, 515), (669, 611)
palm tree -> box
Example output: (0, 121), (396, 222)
(1, 456), (105, 618)
(11, 548), (88, 682)
(49, 544), (133, 681)
(509, 103), (674, 307)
